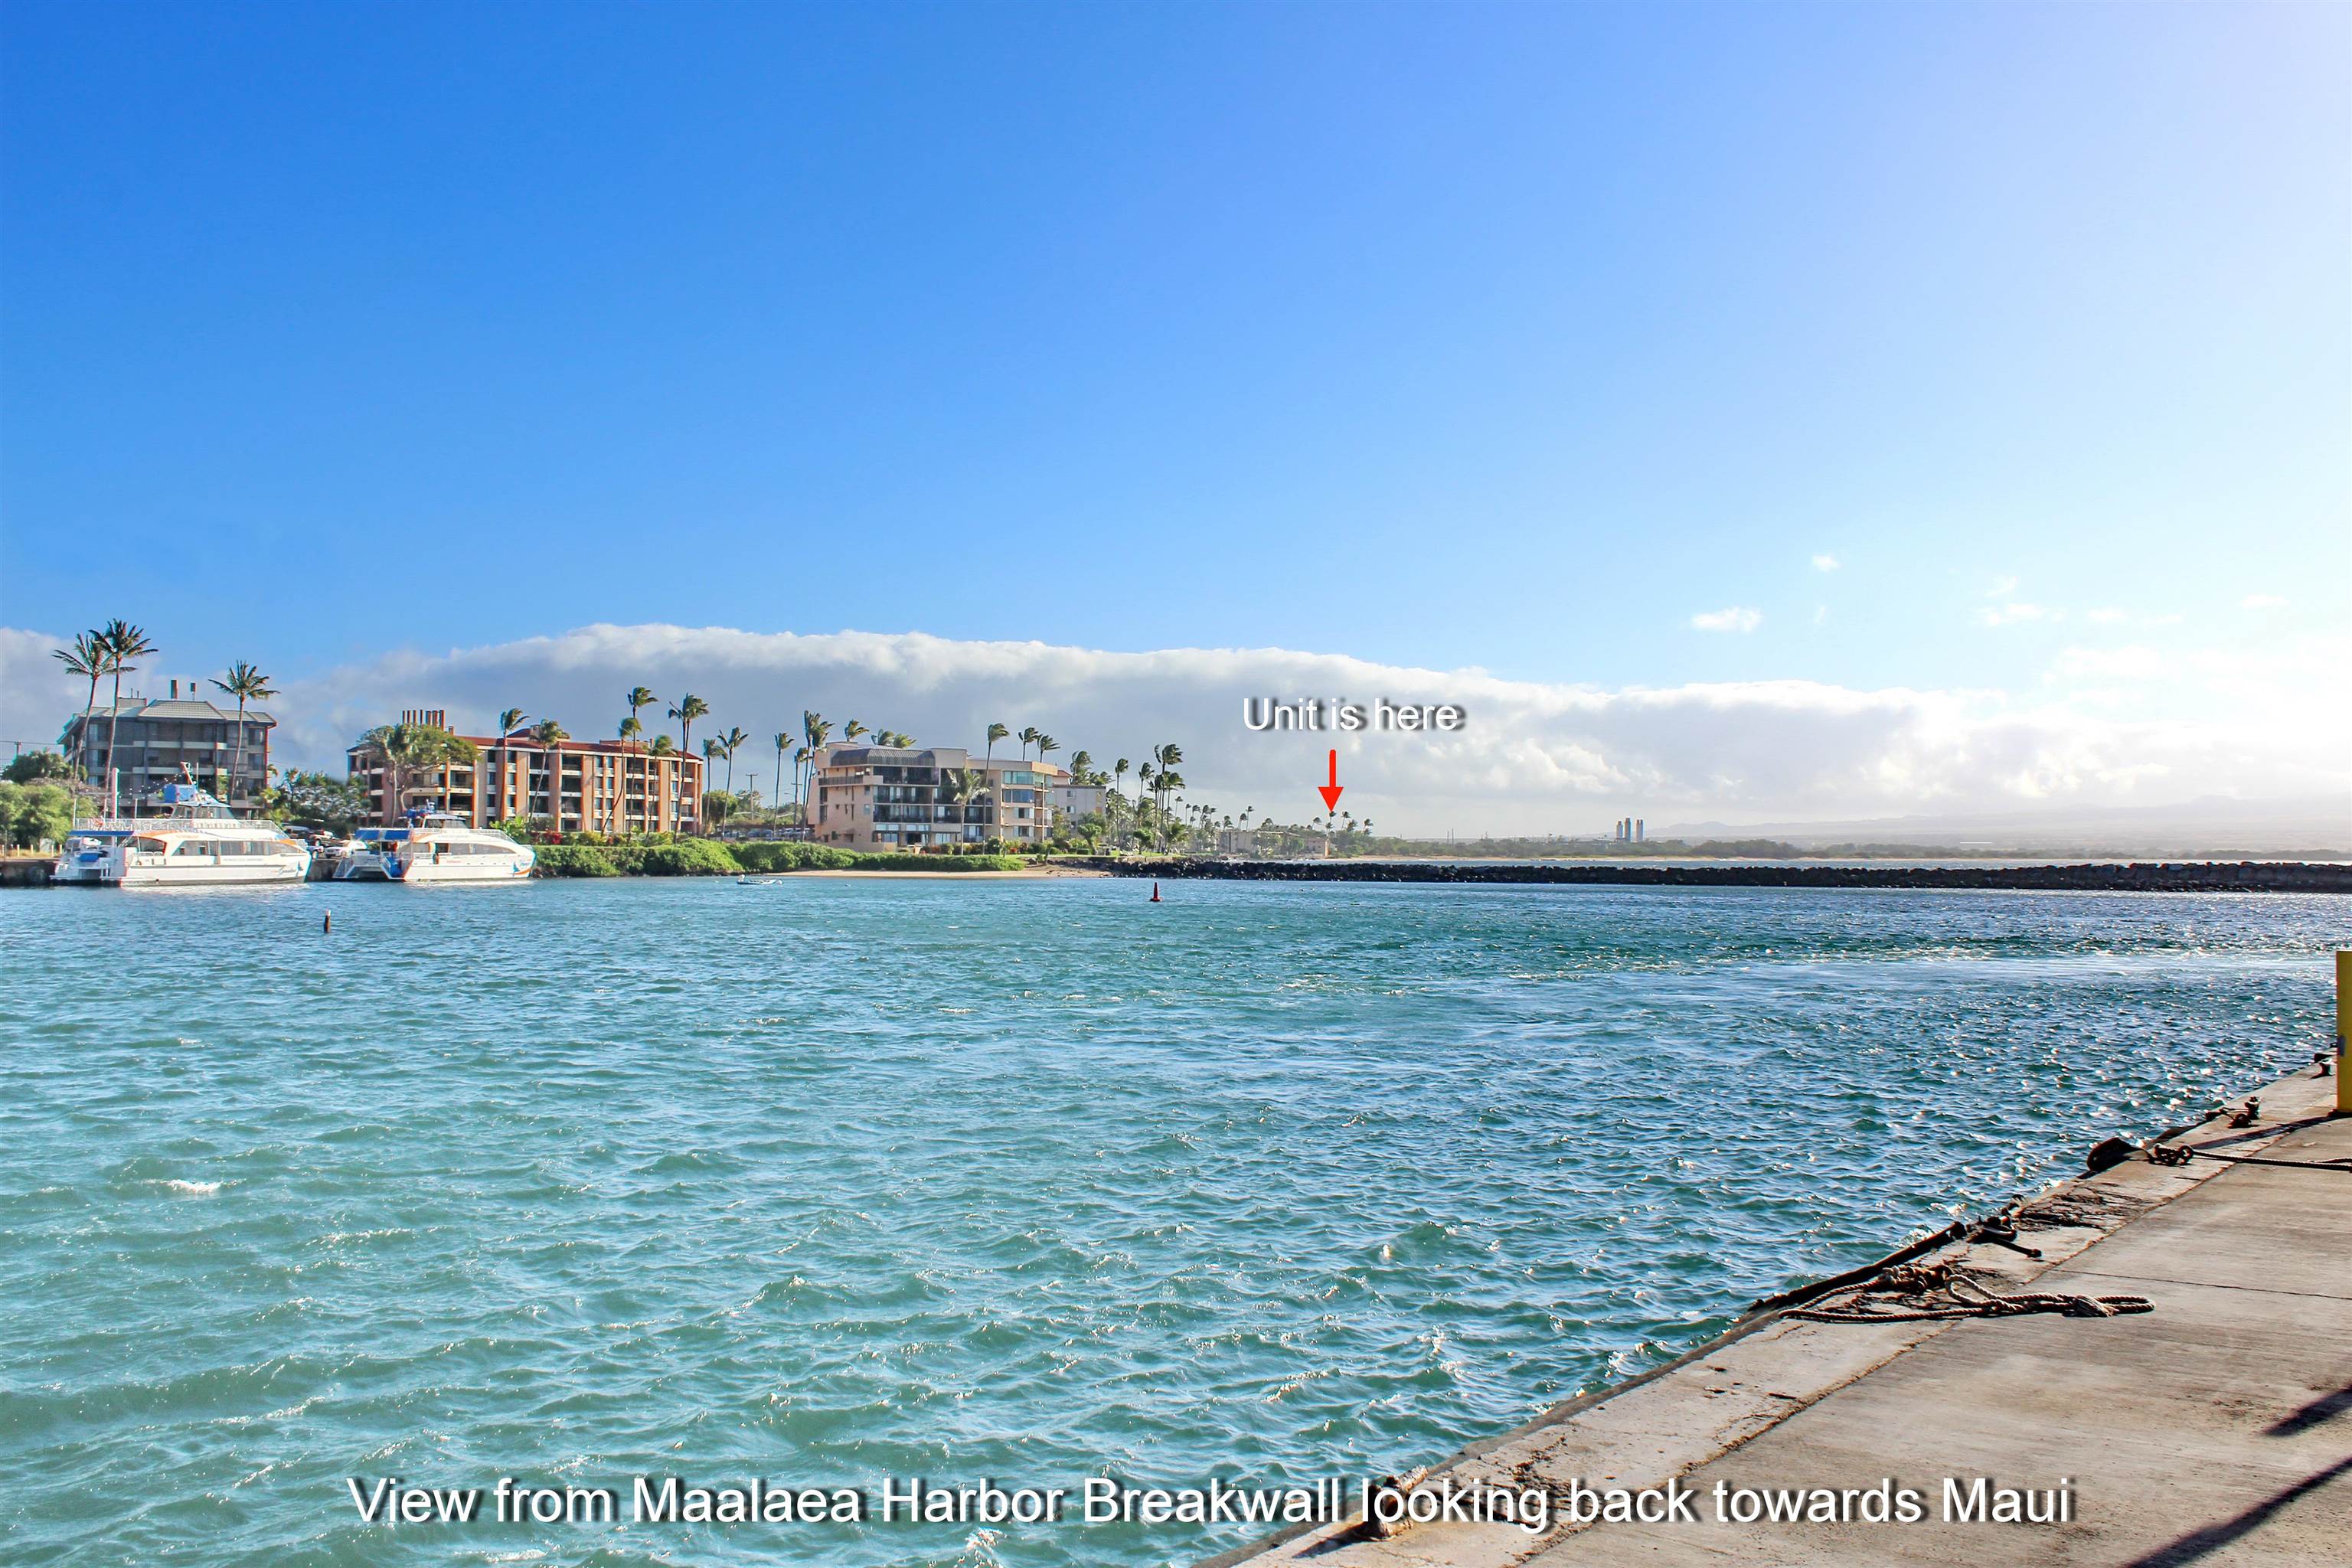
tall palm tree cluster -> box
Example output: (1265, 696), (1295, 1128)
(351, 720), (479, 822)
(479, 693), (939, 834)
(1057, 737), (1388, 859)
(51, 622), (276, 807)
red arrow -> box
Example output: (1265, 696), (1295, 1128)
(1318, 749), (1344, 812)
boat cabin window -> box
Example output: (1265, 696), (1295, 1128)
(171, 841), (211, 857)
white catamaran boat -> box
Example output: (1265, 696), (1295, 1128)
(52, 782), (312, 887)
(333, 811), (536, 884)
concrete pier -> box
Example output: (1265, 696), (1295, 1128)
(1213, 1063), (2350, 1568)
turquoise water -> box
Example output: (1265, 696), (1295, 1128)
(2, 880), (2341, 1566)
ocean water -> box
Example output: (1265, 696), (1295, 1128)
(1, 879), (2341, 1566)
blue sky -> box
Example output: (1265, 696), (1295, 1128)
(2, 4), (2344, 826)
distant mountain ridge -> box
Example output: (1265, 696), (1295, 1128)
(1658, 795), (2350, 854)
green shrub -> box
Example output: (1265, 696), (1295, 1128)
(0, 781), (74, 849)
(531, 840), (1025, 877)
(731, 841), (854, 873)
(533, 844), (621, 877)
(844, 852), (1023, 872)
(637, 838), (743, 876)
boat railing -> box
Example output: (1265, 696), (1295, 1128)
(71, 812), (273, 834)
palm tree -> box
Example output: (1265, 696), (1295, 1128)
(94, 620), (155, 808)
(713, 726), (750, 794)
(1113, 757), (1130, 799)
(354, 720), (479, 825)
(792, 746), (811, 820)
(209, 662), (276, 805)
(773, 731), (790, 815)
(648, 733), (675, 756)
(626, 687), (657, 740)
(939, 766), (979, 843)
(1153, 743), (1184, 820)
(1017, 725), (1040, 761)
(617, 718), (644, 826)
(51, 632), (106, 781)
(498, 707), (529, 737)
(1035, 733), (1059, 769)
(975, 722), (1008, 832)
(531, 719), (570, 814)
(799, 713), (833, 822)
(844, 719), (868, 745)
(1070, 750), (1093, 787)
(669, 694), (708, 753)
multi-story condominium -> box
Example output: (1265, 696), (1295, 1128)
(57, 678), (275, 811)
(348, 710), (704, 833)
(1050, 782), (1106, 822)
(805, 743), (1065, 851)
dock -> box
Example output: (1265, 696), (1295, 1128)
(0, 854), (52, 887)
(1212, 1056), (2350, 1568)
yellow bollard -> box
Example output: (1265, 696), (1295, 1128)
(2339, 949), (2351, 1115)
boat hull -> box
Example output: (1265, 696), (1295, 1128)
(393, 859), (534, 884)
(115, 858), (312, 887)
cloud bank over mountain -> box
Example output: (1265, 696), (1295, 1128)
(3, 622), (2342, 838)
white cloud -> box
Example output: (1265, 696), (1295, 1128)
(1975, 576), (2064, 628)
(2241, 593), (2288, 610)
(1811, 554), (1840, 572)
(2051, 645), (2169, 681)
(8, 622), (2340, 835)
(1975, 601), (2060, 627)
(1690, 606), (1764, 633)
(2086, 607), (2128, 626)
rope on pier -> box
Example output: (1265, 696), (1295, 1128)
(2147, 1144), (2352, 1174)
(1785, 1260), (2151, 1325)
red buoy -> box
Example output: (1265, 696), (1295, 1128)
(1150, 881), (1162, 903)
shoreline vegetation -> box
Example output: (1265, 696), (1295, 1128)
(531, 841), (1037, 877)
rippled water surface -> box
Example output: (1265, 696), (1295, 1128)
(2, 879), (2341, 1566)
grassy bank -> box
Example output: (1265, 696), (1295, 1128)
(531, 840), (1027, 878)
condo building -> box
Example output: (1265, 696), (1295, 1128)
(348, 709), (704, 833)
(1050, 782), (1107, 822)
(805, 744), (1066, 850)
(57, 678), (275, 810)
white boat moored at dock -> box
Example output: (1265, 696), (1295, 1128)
(333, 812), (535, 884)
(51, 783), (312, 887)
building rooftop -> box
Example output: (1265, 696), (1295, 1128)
(346, 732), (705, 759)
(64, 697), (275, 724)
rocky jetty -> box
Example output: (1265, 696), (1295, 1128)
(1091, 858), (2351, 894)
